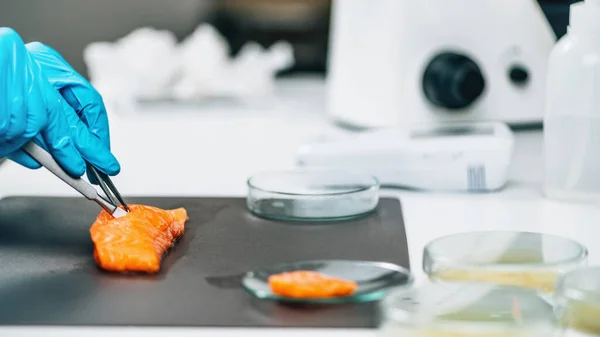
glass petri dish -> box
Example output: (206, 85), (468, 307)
(380, 282), (555, 337)
(242, 259), (413, 304)
(423, 231), (588, 293)
(246, 169), (379, 221)
(554, 267), (600, 336)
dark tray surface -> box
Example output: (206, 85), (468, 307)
(0, 196), (409, 328)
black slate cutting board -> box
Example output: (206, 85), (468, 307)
(0, 196), (409, 328)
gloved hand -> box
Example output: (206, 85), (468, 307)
(0, 27), (120, 179)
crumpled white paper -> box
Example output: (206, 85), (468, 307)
(83, 24), (294, 110)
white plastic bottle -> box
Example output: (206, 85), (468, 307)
(544, 0), (600, 203)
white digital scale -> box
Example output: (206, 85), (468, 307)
(296, 122), (515, 192)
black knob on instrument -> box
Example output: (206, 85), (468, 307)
(422, 52), (485, 110)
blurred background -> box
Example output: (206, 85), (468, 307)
(0, 0), (586, 134)
(0, 0), (574, 79)
(0, 0), (330, 78)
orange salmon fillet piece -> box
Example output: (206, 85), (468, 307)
(268, 271), (357, 298)
(90, 204), (188, 273)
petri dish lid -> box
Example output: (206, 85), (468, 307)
(382, 283), (554, 328)
(246, 169), (379, 221)
(555, 267), (600, 334)
(556, 266), (600, 305)
(423, 231), (588, 269)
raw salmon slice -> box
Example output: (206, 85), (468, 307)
(90, 204), (188, 273)
(268, 271), (358, 298)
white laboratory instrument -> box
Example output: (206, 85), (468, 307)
(296, 122), (515, 192)
(326, 0), (556, 128)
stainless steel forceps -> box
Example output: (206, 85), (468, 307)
(22, 141), (130, 218)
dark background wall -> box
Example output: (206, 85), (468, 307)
(0, 0), (572, 79)
(0, 0), (215, 77)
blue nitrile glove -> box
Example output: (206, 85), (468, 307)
(0, 27), (120, 180)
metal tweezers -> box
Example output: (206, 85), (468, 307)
(22, 141), (130, 218)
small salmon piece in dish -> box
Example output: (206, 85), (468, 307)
(268, 270), (358, 298)
(90, 204), (188, 273)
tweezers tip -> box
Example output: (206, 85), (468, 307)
(87, 164), (130, 212)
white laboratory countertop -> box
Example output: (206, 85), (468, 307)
(1, 76), (599, 337)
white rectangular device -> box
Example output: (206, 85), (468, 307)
(296, 122), (515, 192)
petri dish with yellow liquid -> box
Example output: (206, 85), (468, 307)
(379, 282), (555, 337)
(423, 231), (588, 293)
(554, 267), (600, 336)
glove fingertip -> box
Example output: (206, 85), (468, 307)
(83, 144), (121, 176)
(100, 159), (121, 176)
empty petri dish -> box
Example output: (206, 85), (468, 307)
(242, 259), (413, 304)
(554, 267), (600, 336)
(246, 170), (379, 221)
(423, 231), (588, 293)
(380, 282), (555, 337)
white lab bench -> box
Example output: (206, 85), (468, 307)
(1, 77), (599, 337)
